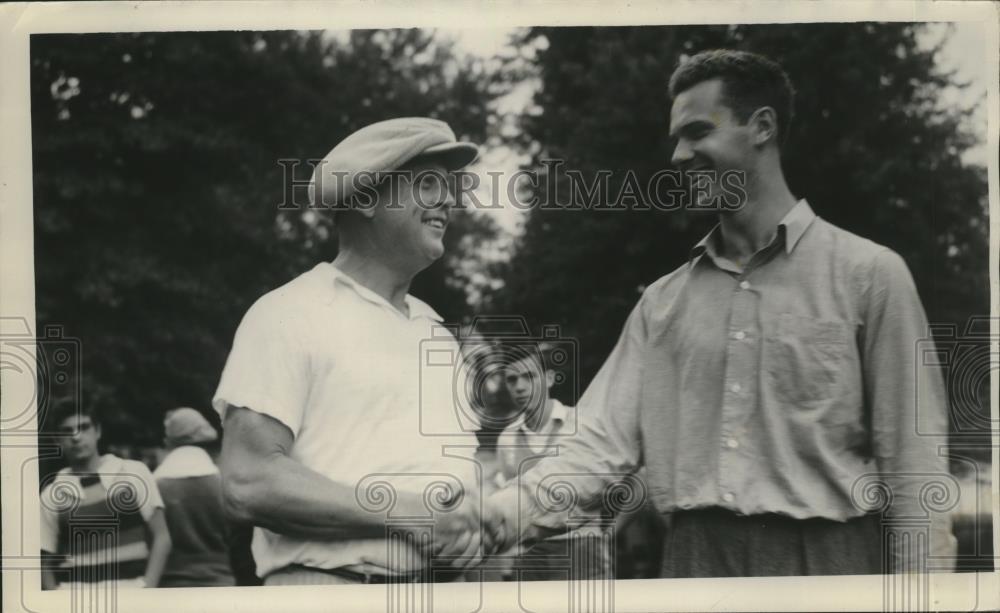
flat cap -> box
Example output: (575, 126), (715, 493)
(310, 117), (479, 206)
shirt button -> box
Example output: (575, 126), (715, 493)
(730, 382), (742, 393)
(739, 280), (751, 290)
(722, 492), (735, 503)
(726, 438), (739, 449)
(733, 330), (746, 340)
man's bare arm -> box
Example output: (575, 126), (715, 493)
(218, 404), (484, 571)
(142, 508), (171, 587)
(218, 405), (396, 541)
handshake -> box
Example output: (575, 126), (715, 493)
(401, 485), (540, 570)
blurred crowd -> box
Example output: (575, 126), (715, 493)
(41, 406), (254, 588)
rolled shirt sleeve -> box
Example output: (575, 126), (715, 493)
(863, 249), (957, 572)
(212, 294), (310, 437)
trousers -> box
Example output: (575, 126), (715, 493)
(660, 507), (884, 577)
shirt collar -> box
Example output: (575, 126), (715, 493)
(320, 262), (443, 322)
(689, 225), (722, 267)
(515, 399), (568, 435)
(688, 199), (816, 267)
(779, 199), (816, 254)
(56, 454), (123, 488)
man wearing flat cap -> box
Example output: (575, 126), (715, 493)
(215, 118), (485, 585)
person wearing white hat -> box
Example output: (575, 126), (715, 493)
(214, 118), (484, 585)
(154, 407), (235, 587)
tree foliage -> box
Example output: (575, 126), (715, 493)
(489, 24), (989, 445)
(29, 25), (991, 459)
(31, 30), (499, 447)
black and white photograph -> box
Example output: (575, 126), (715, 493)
(1, 2), (997, 612)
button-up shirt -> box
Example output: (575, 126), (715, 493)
(511, 200), (955, 572)
(213, 262), (478, 577)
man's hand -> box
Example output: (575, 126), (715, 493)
(482, 499), (512, 556)
(402, 487), (485, 571)
(482, 486), (526, 555)
(434, 510), (484, 570)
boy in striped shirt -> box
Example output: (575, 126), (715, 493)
(40, 407), (171, 590)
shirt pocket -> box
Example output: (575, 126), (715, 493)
(766, 312), (853, 408)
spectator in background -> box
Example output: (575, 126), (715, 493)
(153, 407), (235, 587)
(40, 406), (171, 590)
(495, 343), (612, 581)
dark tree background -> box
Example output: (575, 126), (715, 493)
(27, 22), (993, 578)
(31, 30), (501, 452)
(31, 24), (991, 471)
(487, 23), (990, 458)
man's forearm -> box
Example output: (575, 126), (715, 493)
(488, 462), (624, 553)
(491, 297), (647, 544)
(143, 531), (171, 587)
(224, 452), (424, 541)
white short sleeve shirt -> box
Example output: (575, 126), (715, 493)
(213, 262), (479, 577)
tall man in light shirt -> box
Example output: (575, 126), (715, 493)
(486, 50), (956, 576)
(215, 118), (486, 585)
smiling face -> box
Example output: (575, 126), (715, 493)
(669, 78), (756, 209)
(371, 158), (455, 270)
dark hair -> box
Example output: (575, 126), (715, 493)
(669, 49), (796, 146)
(47, 403), (100, 432)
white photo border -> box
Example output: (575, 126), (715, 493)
(1, 1), (997, 612)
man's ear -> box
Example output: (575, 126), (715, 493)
(545, 369), (556, 390)
(348, 174), (384, 220)
(351, 195), (379, 220)
(748, 106), (778, 147)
